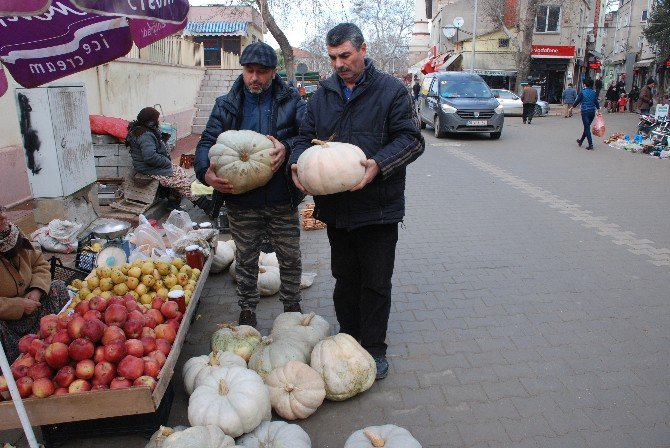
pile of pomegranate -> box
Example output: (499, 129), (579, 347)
(0, 294), (182, 399)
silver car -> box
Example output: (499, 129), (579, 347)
(492, 89), (550, 117)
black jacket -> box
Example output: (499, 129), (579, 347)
(289, 60), (425, 230)
(126, 126), (172, 177)
(195, 74), (306, 208)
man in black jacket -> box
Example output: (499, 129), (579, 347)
(194, 42), (306, 327)
(289, 23), (425, 379)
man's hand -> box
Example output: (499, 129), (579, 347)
(25, 289), (42, 303)
(350, 159), (380, 191)
(267, 135), (286, 172)
(22, 298), (41, 315)
(204, 163), (235, 194)
(291, 164), (311, 195)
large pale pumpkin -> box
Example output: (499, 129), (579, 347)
(296, 139), (367, 195)
(188, 366), (270, 438)
(265, 361), (326, 420)
(344, 425), (422, 448)
(208, 130), (274, 194)
(248, 335), (312, 378)
(310, 333), (376, 401)
(211, 241), (235, 274)
(211, 324), (262, 362)
(182, 351), (247, 395)
(258, 265), (280, 296)
(145, 425), (236, 448)
(271, 312), (330, 349)
(237, 421), (311, 448)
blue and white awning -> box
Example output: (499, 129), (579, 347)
(184, 21), (248, 36)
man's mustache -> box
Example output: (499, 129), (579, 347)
(337, 67), (350, 73)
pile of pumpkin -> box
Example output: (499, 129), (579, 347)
(145, 312), (421, 447)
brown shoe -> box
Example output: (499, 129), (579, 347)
(238, 309), (257, 327)
(283, 302), (302, 313)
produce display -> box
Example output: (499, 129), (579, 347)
(208, 130), (275, 194)
(0, 294), (183, 399)
(296, 139), (367, 195)
(343, 425), (422, 448)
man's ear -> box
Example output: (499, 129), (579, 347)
(360, 42), (367, 55)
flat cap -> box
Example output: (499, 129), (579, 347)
(239, 42), (277, 68)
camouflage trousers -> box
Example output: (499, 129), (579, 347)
(227, 203), (302, 310)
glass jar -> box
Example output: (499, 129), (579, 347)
(185, 244), (205, 270)
(167, 289), (186, 314)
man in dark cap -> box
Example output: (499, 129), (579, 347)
(194, 41), (306, 327)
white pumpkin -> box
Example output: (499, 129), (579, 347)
(248, 335), (312, 379)
(296, 139), (367, 195)
(211, 324), (262, 362)
(236, 421), (311, 448)
(182, 351), (247, 395)
(145, 426), (187, 448)
(163, 425), (236, 448)
(271, 312), (330, 349)
(259, 251), (279, 267)
(208, 130), (274, 194)
(229, 259), (237, 282)
(211, 241), (235, 274)
(188, 366), (270, 438)
(344, 425), (422, 448)
(258, 265), (280, 296)
(225, 239), (236, 252)
(265, 361), (325, 420)
(310, 333), (376, 401)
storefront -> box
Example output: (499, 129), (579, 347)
(530, 45), (575, 103)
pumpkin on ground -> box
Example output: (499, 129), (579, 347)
(211, 241), (235, 274)
(344, 425), (422, 448)
(258, 265), (280, 296)
(296, 139), (367, 195)
(310, 333), (376, 401)
(236, 421), (311, 448)
(259, 251), (279, 267)
(271, 312), (330, 349)
(265, 360), (326, 420)
(229, 259), (237, 281)
(188, 366), (270, 438)
(208, 130), (274, 194)
(248, 335), (311, 379)
(145, 425), (236, 448)
(182, 351), (247, 394)
(211, 324), (262, 362)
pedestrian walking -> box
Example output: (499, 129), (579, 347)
(594, 77), (603, 99)
(521, 83), (537, 124)
(561, 83), (577, 118)
(194, 41), (306, 328)
(628, 85), (639, 113)
(289, 23), (425, 380)
(635, 78), (655, 114)
(412, 78), (421, 102)
(572, 77), (600, 150)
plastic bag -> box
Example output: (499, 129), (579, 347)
(89, 115), (129, 141)
(30, 219), (82, 253)
(131, 215), (166, 252)
(591, 112), (606, 137)
(163, 210), (192, 247)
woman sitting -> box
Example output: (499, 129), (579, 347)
(0, 207), (69, 363)
(126, 107), (212, 214)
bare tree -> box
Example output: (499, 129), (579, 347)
(299, 18), (339, 76)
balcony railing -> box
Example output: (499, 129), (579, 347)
(126, 36), (204, 67)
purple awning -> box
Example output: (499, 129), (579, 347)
(0, 0), (51, 16)
(71, 0), (188, 24)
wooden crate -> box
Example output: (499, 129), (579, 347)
(0, 256), (212, 430)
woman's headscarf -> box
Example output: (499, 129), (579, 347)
(0, 222), (19, 253)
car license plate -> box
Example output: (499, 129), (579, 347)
(466, 120), (487, 126)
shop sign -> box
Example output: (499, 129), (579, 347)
(531, 45), (575, 59)
(589, 63), (601, 69)
(656, 104), (669, 119)
(474, 70), (517, 77)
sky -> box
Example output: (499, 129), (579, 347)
(187, 0), (350, 49)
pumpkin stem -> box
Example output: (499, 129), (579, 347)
(300, 312), (316, 326)
(284, 383), (295, 393)
(311, 139), (328, 146)
(217, 323), (237, 330)
(240, 152), (250, 162)
(208, 352), (221, 366)
(159, 426), (175, 436)
(363, 430), (385, 447)
(259, 266), (267, 274)
(261, 337), (273, 346)
(218, 379), (229, 395)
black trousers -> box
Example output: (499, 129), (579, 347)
(327, 223), (398, 358)
(522, 103), (535, 122)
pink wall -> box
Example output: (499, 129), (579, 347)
(0, 145), (31, 207)
(165, 107), (197, 140)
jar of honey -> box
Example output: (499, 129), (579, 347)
(167, 290), (186, 314)
(185, 244), (205, 270)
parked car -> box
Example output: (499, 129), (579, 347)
(303, 84), (318, 99)
(491, 89), (550, 117)
(417, 72), (504, 139)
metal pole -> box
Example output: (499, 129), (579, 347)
(0, 344), (39, 448)
(471, 0), (478, 73)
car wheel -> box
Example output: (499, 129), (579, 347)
(419, 117), (426, 129)
(434, 116), (445, 138)
(534, 105), (543, 116)
(490, 131), (502, 140)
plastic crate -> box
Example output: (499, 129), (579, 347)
(74, 233), (98, 272)
(49, 257), (89, 285)
(40, 380), (175, 448)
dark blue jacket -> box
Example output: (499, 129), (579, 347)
(562, 87), (577, 104)
(195, 74), (306, 208)
(573, 88), (600, 112)
(289, 59), (425, 230)
(126, 125), (172, 177)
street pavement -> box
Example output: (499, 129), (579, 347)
(3, 111), (670, 447)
